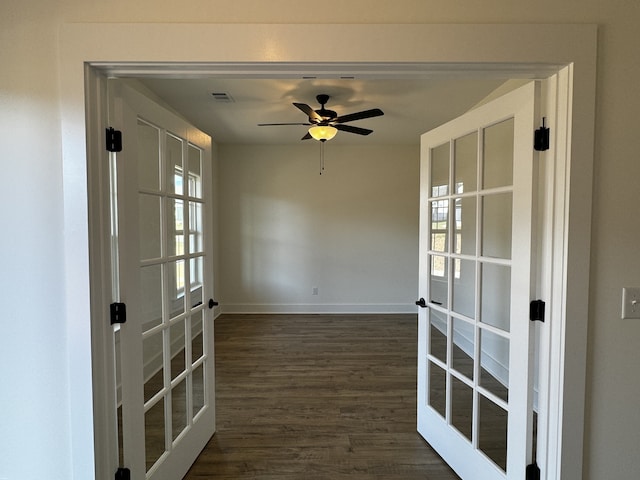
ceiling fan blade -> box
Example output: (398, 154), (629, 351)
(258, 122), (311, 126)
(335, 124), (373, 136)
(293, 102), (323, 122)
(301, 132), (313, 140)
(333, 108), (384, 124)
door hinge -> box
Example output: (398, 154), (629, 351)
(534, 118), (550, 151)
(115, 467), (131, 480)
(110, 302), (127, 324)
(526, 462), (541, 480)
(106, 127), (123, 153)
(530, 300), (545, 322)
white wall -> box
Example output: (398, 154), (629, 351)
(1, 1), (638, 480)
(0, 3), (72, 479)
(218, 144), (419, 312)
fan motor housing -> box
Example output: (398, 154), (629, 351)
(314, 94), (336, 122)
(315, 109), (337, 122)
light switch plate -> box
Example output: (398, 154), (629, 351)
(621, 287), (640, 319)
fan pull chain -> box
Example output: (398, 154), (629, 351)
(319, 140), (326, 175)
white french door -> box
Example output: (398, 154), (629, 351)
(110, 81), (216, 480)
(417, 82), (539, 479)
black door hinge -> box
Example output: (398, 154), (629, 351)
(106, 127), (123, 153)
(526, 462), (541, 480)
(115, 467), (131, 480)
(534, 118), (550, 151)
(530, 300), (545, 322)
(110, 302), (127, 325)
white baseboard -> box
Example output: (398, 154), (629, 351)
(219, 303), (417, 315)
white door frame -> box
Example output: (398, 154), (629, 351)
(59, 24), (597, 480)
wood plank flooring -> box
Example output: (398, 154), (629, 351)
(183, 314), (460, 480)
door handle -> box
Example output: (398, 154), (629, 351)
(208, 299), (219, 309)
(415, 297), (427, 308)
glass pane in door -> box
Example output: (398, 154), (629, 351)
(191, 310), (204, 362)
(192, 363), (205, 418)
(145, 398), (166, 471)
(430, 255), (448, 307)
(453, 258), (475, 319)
(452, 318), (474, 380)
(429, 310), (447, 363)
(188, 145), (202, 199)
(454, 131), (477, 194)
(167, 260), (186, 320)
(172, 380), (188, 441)
(479, 394), (508, 472)
(189, 257), (203, 309)
(431, 142), (450, 196)
(454, 196), (476, 255)
(140, 264), (162, 331)
(170, 320), (186, 380)
(481, 263), (511, 332)
(430, 199), (449, 252)
(167, 198), (185, 257)
(143, 331), (164, 403)
(482, 118), (514, 189)
(428, 361), (447, 419)
(480, 329), (509, 402)
(167, 134), (183, 195)
(137, 120), (161, 191)
(482, 192), (513, 259)
(189, 201), (204, 254)
(451, 376), (473, 442)
(139, 194), (162, 260)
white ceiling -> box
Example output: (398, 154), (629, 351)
(137, 77), (509, 146)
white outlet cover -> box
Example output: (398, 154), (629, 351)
(621, 287), (640, 319)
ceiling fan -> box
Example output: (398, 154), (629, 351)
(258, 94), (384, 141)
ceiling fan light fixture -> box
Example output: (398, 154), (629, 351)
(308, 125), (338, 142)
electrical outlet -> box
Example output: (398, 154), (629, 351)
(621, 287), (640, 319)
(312, 287), (319, 296)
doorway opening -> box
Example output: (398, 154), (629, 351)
(92, 65), (568, 480)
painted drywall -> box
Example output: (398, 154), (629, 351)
(0, 2), (638, 480)
(0, 3), (72, 479)
(217, 144), (419, 312)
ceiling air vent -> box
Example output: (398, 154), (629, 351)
(211, 92), (235, 103)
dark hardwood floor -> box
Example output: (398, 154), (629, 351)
(183, 314), (460, 480)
